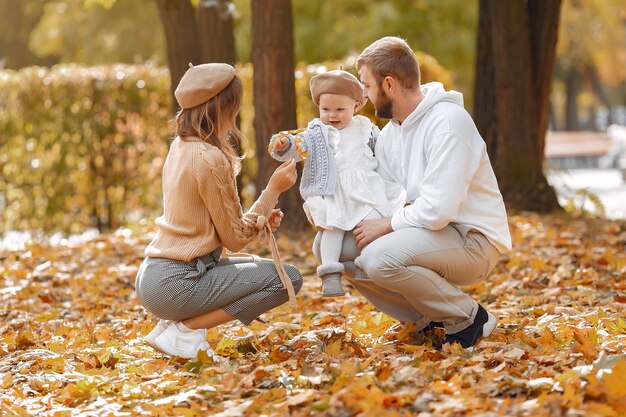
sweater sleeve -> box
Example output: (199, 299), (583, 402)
(391, 132), (480, 231)
(197, 148), (278, 252)
(268, 128), (308, 162)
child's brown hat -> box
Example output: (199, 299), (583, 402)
(175, 63), (235, 109)
(310, 70), (367, 107)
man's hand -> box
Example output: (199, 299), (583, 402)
(353, 217), (393, 251)
(268, 209), (284, 232)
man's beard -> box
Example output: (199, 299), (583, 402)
(374, 89), (393, 119)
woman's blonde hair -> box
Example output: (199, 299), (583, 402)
(174, 75), (244, 174)
(356, 36), (420, 90)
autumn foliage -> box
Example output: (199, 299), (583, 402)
(1, 212), (626, 416)
(0, 53), (451, 235)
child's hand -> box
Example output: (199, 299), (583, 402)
(273, 136), (289, 152)
(268, 209), (284, 232)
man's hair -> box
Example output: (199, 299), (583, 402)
(356, 36), (420, 90)
(175, 75), (244, 174)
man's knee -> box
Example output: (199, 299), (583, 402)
(358, 245), (400, 282)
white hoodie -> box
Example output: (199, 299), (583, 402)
(375, 82), (512, 253)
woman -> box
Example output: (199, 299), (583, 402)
(135, 63), (302, 359)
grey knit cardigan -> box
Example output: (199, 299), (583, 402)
(268, 118), (377, 199)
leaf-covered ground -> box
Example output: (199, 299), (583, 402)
(1, 213), (626, 417)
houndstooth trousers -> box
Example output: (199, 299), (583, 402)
(135, 247), (303, 325)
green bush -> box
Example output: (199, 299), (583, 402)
(0, 64), (172, 234)
(1, 52), (451, 234)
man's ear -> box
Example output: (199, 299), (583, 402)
(382, 76), (395, 93)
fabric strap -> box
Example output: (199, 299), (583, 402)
(253, 215), (297, 307)
(229, 214), (297, 308)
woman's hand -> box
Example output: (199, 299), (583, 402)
(267, 159), (297, 195)
(268, 209), (284, 232)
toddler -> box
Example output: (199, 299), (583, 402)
(268, 70), (396, 296)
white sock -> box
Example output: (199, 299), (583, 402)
(175, 321), (195, 333)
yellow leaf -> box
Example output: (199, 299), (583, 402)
(324, 338), (343, 356)
(605, 317), (626, 335)
(603, 359), (626, 411)
(561, 379), (582, 408)
(215, 337), (239, 358)
(505, 255), (524, 269)
(283, 389), (317, 406)
(531, 257), (551, 272)
(375, 362), (393, 381)
(571, 327), (599, 361)
(0, 373), (14, 390)
(398, 344), (427, 356)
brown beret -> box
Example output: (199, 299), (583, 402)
(175, 63), (236, 109)
(310, 70), (367, 107)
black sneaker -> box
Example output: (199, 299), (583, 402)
(418, 321), (444, 334)
(384, 321), (445, 344)
(442, 304), (496, 351)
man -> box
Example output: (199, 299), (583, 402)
(315, 36), (511, 350)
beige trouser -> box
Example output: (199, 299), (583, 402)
(312, 223), (500, 333)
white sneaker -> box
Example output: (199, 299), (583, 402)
(151, 321), (216, 359)
(144, 319), (171, 350)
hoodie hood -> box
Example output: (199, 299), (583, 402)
(401, 82), (464, 128)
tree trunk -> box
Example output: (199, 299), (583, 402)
(196, 0), (242, 190)
(251, 0), (307, 231)
(197, 0), (236, 65)
(0, 0), (57, 69)
(565, 67), (580, 131)
(474, 1), (498, 159)
(474, 0), (561, 212)
(154, 0), (201, 112)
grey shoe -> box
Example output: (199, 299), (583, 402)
(317, 262), (345, 297)
(321, 273), (345, 297)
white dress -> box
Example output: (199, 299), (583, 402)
(303, 115), (393, 230)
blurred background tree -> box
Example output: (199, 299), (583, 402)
(0, 0), (58, 68)
(234, 0), (478, 98)
(152, 0), (236, 110)
(250, 0), (305, 229)
(4, 0), (624, 131)
(553, 0), (626, 131)
(28, 0), (165, 65)
(474, 0), (562, 212)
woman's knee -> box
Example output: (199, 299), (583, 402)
(284, 263), (303, 293)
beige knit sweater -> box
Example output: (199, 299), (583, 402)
(145, 136), (278, 262)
